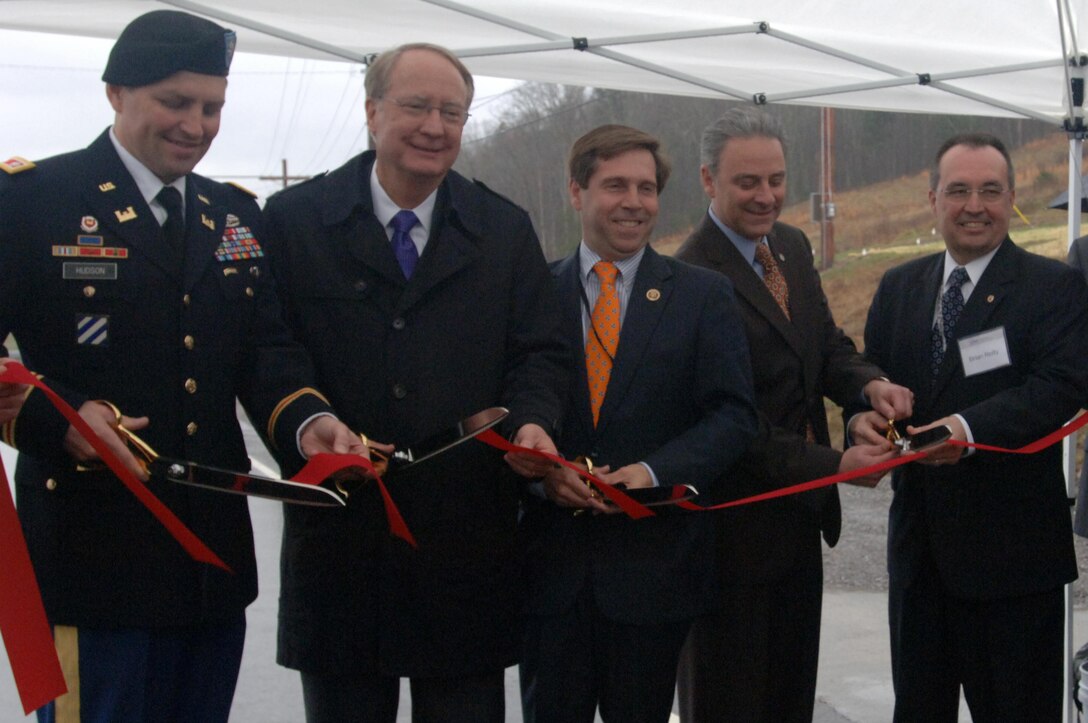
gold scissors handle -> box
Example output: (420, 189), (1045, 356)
(885, 418), (903, 444)
(572, 455), (600, 516)
(75, 400), (160, 475)
(334, 432), (389, 498)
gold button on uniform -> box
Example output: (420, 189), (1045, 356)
(245, 287), (254, 298)
(83, 286), (96, 298)
(186, 422), (198, 436)
(183, 294), (192, 307)
(184, 378), (197, 394)
(45, 478), (57, 491)
(183, 335), (195, 350)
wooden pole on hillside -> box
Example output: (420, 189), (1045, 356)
(819, 107), (835, 270)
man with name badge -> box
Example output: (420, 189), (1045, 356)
(858, 132), (1088, 721)
(0, 11), (364, 721)
(262, 42), (566, 722)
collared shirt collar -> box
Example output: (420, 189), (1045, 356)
(109, 127), (186, 223)
(370, 164), (436, 254)
(708, 205), (765, 272)
(370, 163), (437, 235)
(578, 241), (646, 282)
(940, 244), (999, 300)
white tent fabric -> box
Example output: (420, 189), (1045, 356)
(1, 0), (1085, 124)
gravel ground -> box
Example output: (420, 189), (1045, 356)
(824, 477), (1088, 607)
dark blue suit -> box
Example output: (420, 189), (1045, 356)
(863, 238), (1088, 721)
(519, 246), (758, 722)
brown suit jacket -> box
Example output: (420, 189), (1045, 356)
(676, 216), (884, 582)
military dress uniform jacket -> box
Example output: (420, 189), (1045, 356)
(262, 151), (566, 678)
(0, 131), (333, 628)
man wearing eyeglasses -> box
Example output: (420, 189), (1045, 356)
(855, 132), (1088, 720)
(262, 43), (566, 722)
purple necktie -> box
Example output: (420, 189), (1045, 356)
(391, 210), (420, 279)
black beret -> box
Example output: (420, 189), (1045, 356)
(102, 10), (236, 87)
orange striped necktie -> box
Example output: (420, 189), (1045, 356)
(755, 242), (790, 320)
(586, 261), (620, 427)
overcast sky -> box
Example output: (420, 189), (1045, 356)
(0, 28), (520, 201)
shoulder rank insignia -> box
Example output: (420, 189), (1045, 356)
(1, 156), (35, 175)
(226, 181), (257, 198)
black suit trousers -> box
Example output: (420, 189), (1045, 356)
(300, 669), (505, 723)
(677, 526), (823, 723)
(889, 547), (1063, 723)
(521, 587), (691, 723)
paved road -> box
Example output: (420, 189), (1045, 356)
(2, 441), (1082, 721)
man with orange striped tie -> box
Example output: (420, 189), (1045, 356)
(518, 124), (759, 723)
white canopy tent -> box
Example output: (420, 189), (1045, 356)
(3, 0), (1088, 717)
(3, 0), (1088, 226)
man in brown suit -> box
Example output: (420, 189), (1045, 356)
(674, 107), (912, 722)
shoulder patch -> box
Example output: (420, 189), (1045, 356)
(472, 178), (520, 208)
(2, 156), (36, 175)
(226, 181), (258, 198)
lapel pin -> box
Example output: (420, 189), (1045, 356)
(987, 294), (995, 303)
(198, 194), (211, 205)
(80, 215), (99, 233)
(201, 214), (215, 231)
(646, 289), (661, 301)
(225, 213), (240, 228)
(98, 182), (116, 192)
(114, 207), (137, 223)
(778, 252), (786, 262)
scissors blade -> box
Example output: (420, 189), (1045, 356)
(152, 458), (346, 507)
(388, 406), (509, 471)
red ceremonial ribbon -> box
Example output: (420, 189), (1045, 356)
(476, 412), (1088, 517)
(0, 442), (66, 714)
(474, 428), (654, 518)
(0, 363), (229, 570)
(290, 454), (416, 548)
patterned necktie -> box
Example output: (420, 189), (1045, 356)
(156, 186), (185, 266)
(390, 210), (420, 279)
(586, 261), (620, 427)
(930, 266), (969, 377)
(755, 242), (790, 320)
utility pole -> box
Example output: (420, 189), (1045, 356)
(259, 159), (310, 189)
(819, 107), (836, 270)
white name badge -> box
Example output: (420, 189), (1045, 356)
(958, 327), (1011, 377)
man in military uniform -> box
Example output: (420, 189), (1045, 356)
(262, 43), (566, 722)
(0, 11), (365, 721)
